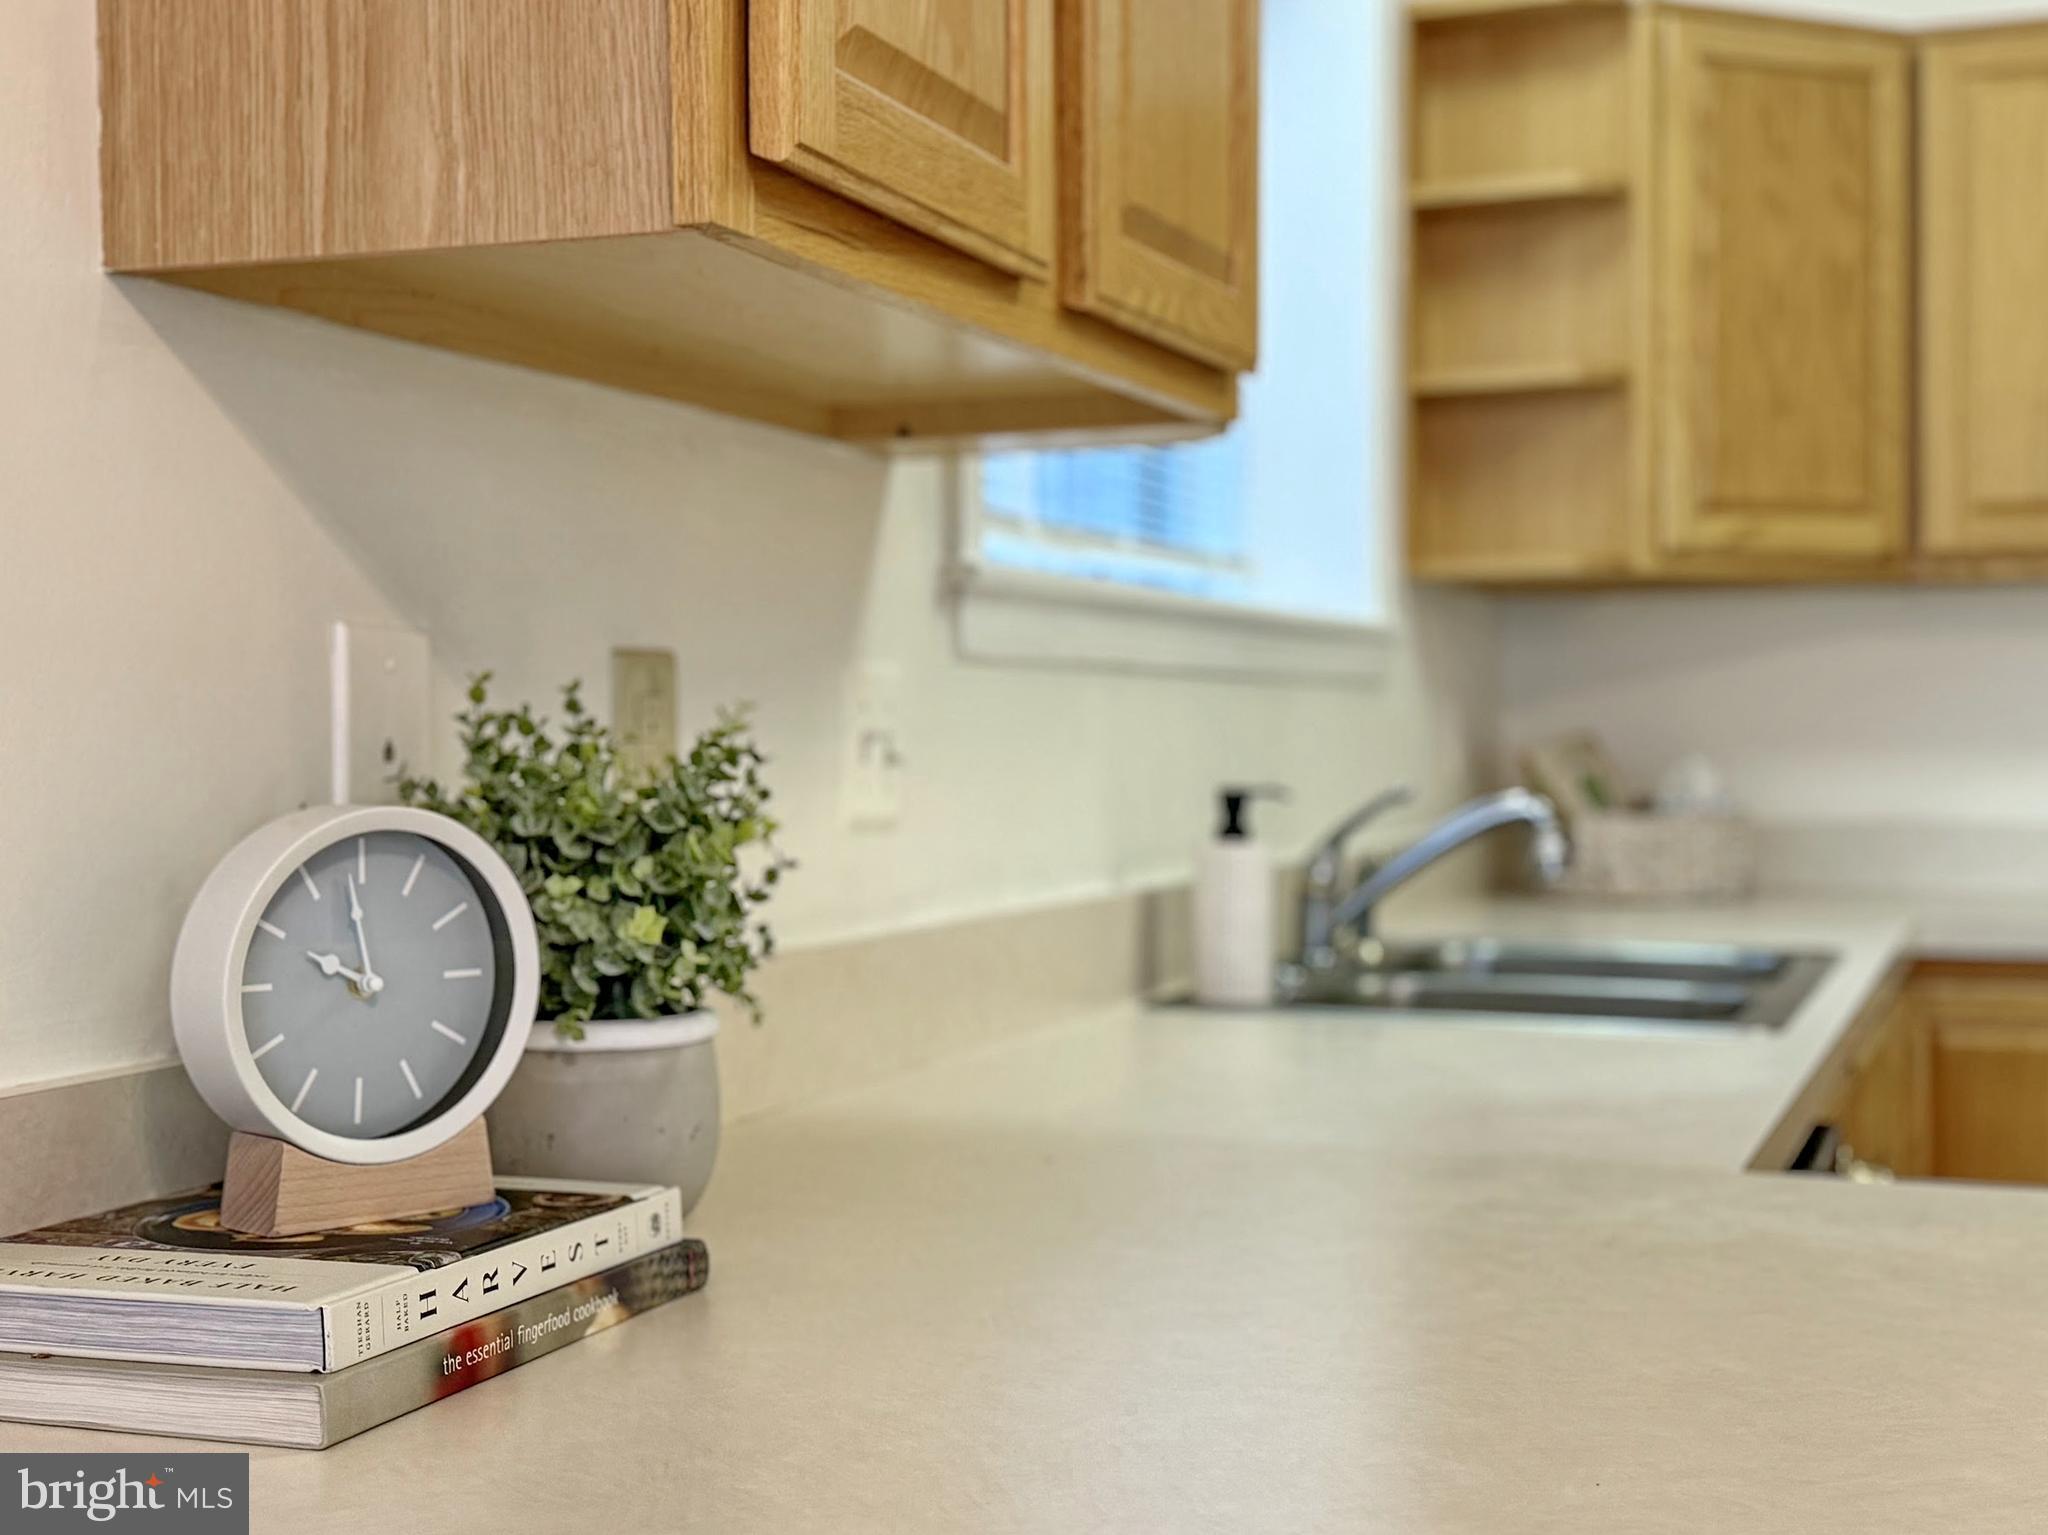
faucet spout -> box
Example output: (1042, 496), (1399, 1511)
(1298, 784), (1416, 969)
(1314, 788), (1568, 959)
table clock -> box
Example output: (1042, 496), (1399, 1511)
(171, 806), (538, 1234)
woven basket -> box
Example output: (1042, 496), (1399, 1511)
(1549, 812), (1757, 900)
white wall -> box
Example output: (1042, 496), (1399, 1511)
(1497, 587), (2048, 839)
(0, 0), (1496, 1089)
(1489, 0), (2048, 887)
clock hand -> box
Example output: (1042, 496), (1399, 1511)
(305, 950), (368, 985)
(304, 950), (384, 994)
(346, 874), (383, 992)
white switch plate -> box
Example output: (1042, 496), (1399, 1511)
(612, 647), (678, 779)
(844, 660), (904, 828)
(331, 620), (431, 805)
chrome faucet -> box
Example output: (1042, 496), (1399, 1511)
(1297, 787), (1570, 969)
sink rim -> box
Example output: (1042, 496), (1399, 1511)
(1358, 935), (1792, 983)
(1319, 970), (1753, 1022)
(1264, 939), (1837, 1031)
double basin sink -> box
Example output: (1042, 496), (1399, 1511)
(1274, 938), (1833, 1030)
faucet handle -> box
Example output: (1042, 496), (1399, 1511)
(1354, 784), (1416, 826)
(1307, 784), (1417, 887)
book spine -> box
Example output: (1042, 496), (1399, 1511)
(314, 1241), (708, 1447)
(320, 1186), (685, 1370)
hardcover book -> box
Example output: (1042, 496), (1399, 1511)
(0, 1242), (708, 1449)
(0, 1177), (684, 1372)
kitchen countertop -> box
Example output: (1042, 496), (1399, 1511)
(11, 895), (2048, 1530)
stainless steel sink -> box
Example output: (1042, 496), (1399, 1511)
(1271, 939), (1833, 1029)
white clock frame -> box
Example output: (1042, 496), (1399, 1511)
(171, 804), (539, 1166)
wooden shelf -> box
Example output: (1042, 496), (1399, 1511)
(1410, 3), (1630, 200)
(1411, 0), (1623, 22)
(1410, 362), (1627, 400)
(1410, 552), (1628, 585)
(1410, 170), (1627, 212)
(1409, 387), (1631, 576)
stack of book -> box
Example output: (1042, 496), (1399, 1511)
(0, 1178), (706, 1448)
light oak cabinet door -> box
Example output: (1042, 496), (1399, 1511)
(1058, 0), (1259, 371)
(750, 0), (1054, 277)
(1654, 14), (1908, 562)
(1835, 996), (1930, 1178)
(1922, 29), (2048, 556)
(1922, 977), (2048, 1184)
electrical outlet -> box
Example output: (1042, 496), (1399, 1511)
(331, 621), (431, 805)
(612, 647), (678, 778)
(844, 661), (904, 828)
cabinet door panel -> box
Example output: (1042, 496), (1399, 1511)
(751, 0), (1053, 277)
(1923, 29), (2048, 555)
(1655, 15), (1907, 560)
(1924, 977), (2048, 1184)
(1933, 1026), (2048, 1184)
(1060, 0), (1259, 371)
(1836, 998), (1929, 1178)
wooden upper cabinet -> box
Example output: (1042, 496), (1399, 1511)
(1058, 0), (1260, 372)
(1654, 13), (1908, 562)
(98, 0), (1240, 449)
(1922, 27), (2048, 557)
(749, 0), (1054, 277)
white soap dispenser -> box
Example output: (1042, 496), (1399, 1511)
(1194, 785), (1288, 1008)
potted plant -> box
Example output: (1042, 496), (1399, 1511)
(398, 676), (786, 1212)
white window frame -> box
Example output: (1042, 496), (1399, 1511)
(949, 458), (1394, 684)
(946, 1), (1400, 685)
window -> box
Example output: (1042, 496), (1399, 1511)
(955, 2), (1396, 677)
(976, 435), (1249, 603)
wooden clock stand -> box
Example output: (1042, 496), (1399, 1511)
(219, 1120), (496, 1237)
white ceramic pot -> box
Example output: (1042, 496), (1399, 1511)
(487, 1012), (721, 1215)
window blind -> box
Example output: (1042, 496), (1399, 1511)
(980, 434), (1248, 573)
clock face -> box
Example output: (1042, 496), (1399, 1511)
(237, 830), (513, 1139)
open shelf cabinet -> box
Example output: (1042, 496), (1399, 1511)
(1407, 0), (1645, 582)
(1407, 3), (1922, 588)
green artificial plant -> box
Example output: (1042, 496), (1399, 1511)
(398, 675), (787, 1038)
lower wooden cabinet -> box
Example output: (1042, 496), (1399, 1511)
(1825, 965), (2048, 1186)
(1833, 992), (1930, 1179)
(1918, 970), (2048, 1184)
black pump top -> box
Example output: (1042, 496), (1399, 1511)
(1217, 784), (1289, 839)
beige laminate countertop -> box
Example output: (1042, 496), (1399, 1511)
(13, 896), (2048, 1531)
